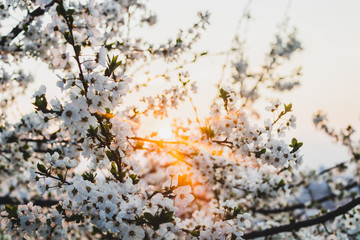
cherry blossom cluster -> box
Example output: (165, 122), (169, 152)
(0, 0), (360, 239)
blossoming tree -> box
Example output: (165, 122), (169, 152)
(0, 0), (359, 239)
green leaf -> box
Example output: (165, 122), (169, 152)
(219, 88), (231, 110)
(5, 133), (18, 143)
(86, 125), (98, 138)
(110, 162), (117, 177)
(82, 172), (97, 183)
(106, 151), (115, 162)
(130, 174), (140, 184)
(22, 24), (29, 32)
(200, 125), (215, 139)
(277, 179), (285, 188)
(353, 152), (360, 161)
(255, 148), (266, 158)
(143, 212), (153, 222)
(159, 209), (174, 222)
(66, 9), (75, 16)
(284, 103), (292, 113)
(105, 55), (122, 77)
(57, 173), (64, 181)
(233, 206), (242, 217)
(56, 204), (64, 214)
(190, 230), (200, 237)
(290, 138), (297, 147)
(5, 205), (18, 218)
(68, 14), (74, 26)
(292, 142), (303, 153)
(37, 163), (47, 174)
(33, 94), (48, 112)
(64, 31), (73, 44)
(289, 138), (303, 153)
(66, 213), (84, 223)
(56, 4), (66, 17)
(219, 88), (230, 99)
(74, 45), (81, 56)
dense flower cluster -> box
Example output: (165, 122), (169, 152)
(0, 0), (359, 239)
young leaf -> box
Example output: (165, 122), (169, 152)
(200, 125), (215, 139)
(284, 103), (292, 113)
(37, 163), (47, 174)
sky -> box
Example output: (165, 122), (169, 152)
(132, 0), (360, 169)
(21, 0), (360, 169)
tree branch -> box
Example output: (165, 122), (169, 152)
(244, 196), (360, 239)
(211, 138), (234, 148)
(0, 196), (58, 207)
(35, 171), (71, 185)
(128, 136), (181, 145)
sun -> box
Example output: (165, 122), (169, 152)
(158, 125), (173, 140)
